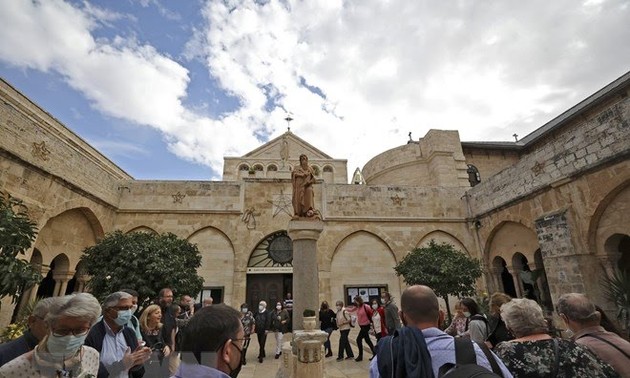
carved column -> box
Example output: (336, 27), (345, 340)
(287, 220), (324, 330)
(507, 266), (523, 298)
(53, 272), (75, 296)
(489, 267), (503, 293)
(292, 329), (328, 378)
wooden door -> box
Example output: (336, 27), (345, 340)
(246, 274), (284, 310)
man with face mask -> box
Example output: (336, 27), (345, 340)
(254, 301), (270, 363)
(174, 304), (244, 378)
(369, 285), (512, 378)
(85, 291), (151, 378)
(0, 297), (55, 367)
(120, 288), (142, 343)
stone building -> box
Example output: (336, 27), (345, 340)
(0, 71), (628, 329)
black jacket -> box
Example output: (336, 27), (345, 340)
(84, 319), (144, 378)
(0, 329), (38, 367)
(254, 309), (270, 333)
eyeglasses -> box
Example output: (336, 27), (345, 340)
(52, 328), (90, 337)
(109, 305), (133, 311)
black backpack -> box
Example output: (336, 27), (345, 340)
(438, 338), (504, 378)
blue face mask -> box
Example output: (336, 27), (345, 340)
(114, 309), (133, 326)
(47, 334), (86, 359)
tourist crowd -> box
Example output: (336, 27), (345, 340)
(0, 286), (628, 378)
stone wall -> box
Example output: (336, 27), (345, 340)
(0, 80), (131, 207)
(466, 87), (630, 216)
(462, 147), (521, 183)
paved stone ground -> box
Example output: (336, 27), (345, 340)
(238, 327), (375, 378)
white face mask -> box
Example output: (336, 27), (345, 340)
(336, 306), (342, 311)
(242, 308), (248, 313)
(259, 305), (265, 312)
(372, 304), (378, 310)
(130, 304), (138, 314)
(276, 305), (282, 310)
(463, 311), (471, 318)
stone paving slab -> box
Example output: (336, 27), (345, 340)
(238, 327), (375, 378)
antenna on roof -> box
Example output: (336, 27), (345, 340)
(284, 114), (294, 132)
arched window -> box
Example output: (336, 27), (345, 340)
(267, 164), (278, 171)
(467, 164), (481, 187)
(323, 165), (333, 173)
(253, 164), (264, 171)
(239, 164), (250, 171)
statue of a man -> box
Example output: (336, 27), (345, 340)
(292, 154), (315, 218)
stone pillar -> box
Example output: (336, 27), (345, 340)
(489, 267), (503, 293)
(53, 272), (75, 296)
(506, 266), (523, 298)
(287, 220), (324, 330)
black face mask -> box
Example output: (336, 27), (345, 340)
(226, 342), (243, 378)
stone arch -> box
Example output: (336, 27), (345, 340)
(490, 256), (517, 298)
(604, 233), (630, 273)
(590, 180), (630, 274)
(187, 226), (235, 306)
(40, 202), (105, 241)
(126, 226), (158, 234)
(330, 231), (400, 306)
(486, 221), (540, 299)
(253, 164), (264, 171)
(35, 208), (101, 272)
(267, 164), (278, 172)
(486, 221), (539, 264)
(238, 163), (250, 171)
(416, 230), (469, 256)
(323, 165), (334, 173)
(36, 253), (71, 298)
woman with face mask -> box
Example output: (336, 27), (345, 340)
(370, 299), (388, 343)
(0, 293), (101, 377)
(459, 297), (489, 344)
(269, 302), (289, 359)
(238, 303), (255, 366)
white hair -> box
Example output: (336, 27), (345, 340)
(500, 298), (548, 337)
(32, 297), (57, 319)
(102, 291), (132, 309)
(45, 293), (102, 326)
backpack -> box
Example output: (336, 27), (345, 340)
(438, 338), (504, 378)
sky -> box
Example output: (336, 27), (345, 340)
(1, 0), (629, 181)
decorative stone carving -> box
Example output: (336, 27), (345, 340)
(172, 191), (185, 203)
(531, 161), (545, 176)
(31, 141), (51, 161)
(268, 190), (293, 217)
(241, 207), (258, 229)
(391, 194), (403, 205)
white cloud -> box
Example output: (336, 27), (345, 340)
(0, 0), (629, 180)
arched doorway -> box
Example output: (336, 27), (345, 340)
(491, 256), (517, 298)
(246, 231), (293, 311)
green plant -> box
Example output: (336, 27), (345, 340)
(395, 240), (483, 320)
(601, 266), (630, 333)
(80, 231), (204, 306)
(303, 309), (316, 317)
(0, 193), (42, 310)
(0, 298), (38, 342)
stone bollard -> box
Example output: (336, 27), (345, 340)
(276, 341), (294, 378)
(292, 328), (328, 378)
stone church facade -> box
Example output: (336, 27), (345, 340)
(0, 72), (628, 329)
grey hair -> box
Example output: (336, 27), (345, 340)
(557, 293), (599, 324)
(102, 291), (132, 309)
(45, 293), (102, 327)
(500, 298), (547, 337)
(259, 300), (266, 307)
(32, 297), (57, 319)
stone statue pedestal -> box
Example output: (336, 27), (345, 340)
(287, 220), (324, 329)
(277, 329), (328, 378)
